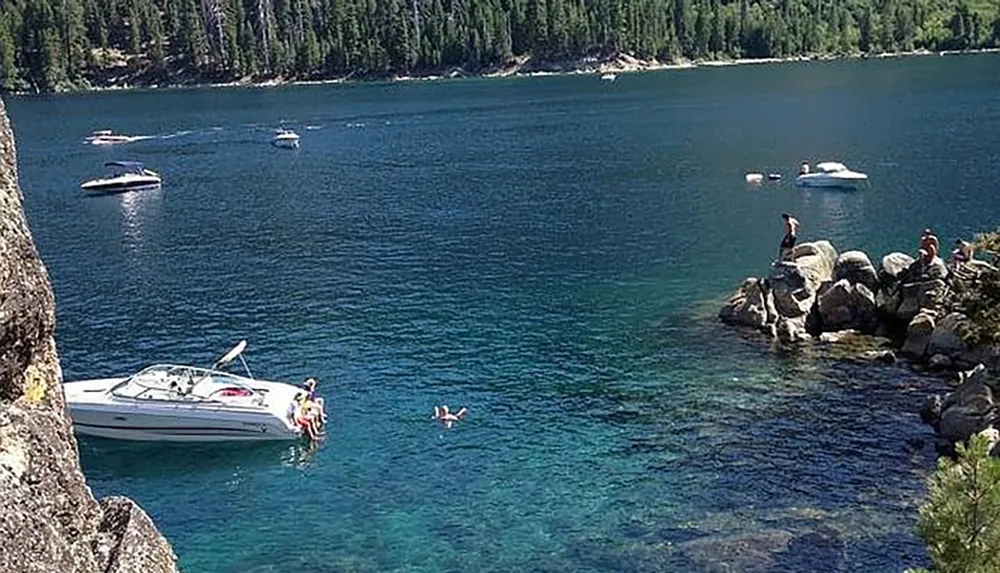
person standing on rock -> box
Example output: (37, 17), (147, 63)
(778, 213), (800, 262)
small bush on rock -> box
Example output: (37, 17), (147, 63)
(953, 230), (1000, 346)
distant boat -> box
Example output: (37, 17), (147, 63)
(745, 172), (764, 184)
(272, 128), (301, 149)
(600, 73), (617, 82)
(80, 161), (161, 193)
(767, 173), (782, 181)
(795, 161), (868, 189)
(85, 130), (136, 145)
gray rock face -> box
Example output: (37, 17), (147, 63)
(896, 278), (947, 322)
(719, 278), (771, 329)
(901, 312), (936, 359)
(834, 250), (878, 291)
(881, 252), (915, 280)
(927, 312), (968, 358)
(0, 98), (178, 573)
(770, 241), (837, 320)
(924, 365), (1000, 444)
(817, 279), (877, 332)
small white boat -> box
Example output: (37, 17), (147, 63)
(85, 130), (136, 145)
(600, 73), (617, 82)
(272, 128), (301, 149)
(64, 341), (320, 442)
(795, 161), (868, 189)
(80, 161), (161, 193)
(745, 172), (764, 184)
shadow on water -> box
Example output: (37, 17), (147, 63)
(77, 436), (320, 478)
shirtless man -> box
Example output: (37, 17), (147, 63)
(432, 405), (468, 429)
(919, 229), (940, 261)
(778, 213), (800, 262)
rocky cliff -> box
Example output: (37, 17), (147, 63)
(0, 98), (180, 573)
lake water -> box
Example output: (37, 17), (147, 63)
(8, 54), (1000, 572)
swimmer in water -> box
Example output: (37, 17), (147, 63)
(432, 405), (468, 429)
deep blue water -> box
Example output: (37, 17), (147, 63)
(7, 54), (1000, 572)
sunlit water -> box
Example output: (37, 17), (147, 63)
(8, 54), (1000, 572)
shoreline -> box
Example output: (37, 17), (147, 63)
(10, 47), (999, 96)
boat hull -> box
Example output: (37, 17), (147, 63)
(67, 404), (301, 442)
(64, 376), (306, 442)
(272, 139), (300, 149)
(81, 174), (161, 193)
(795, 173), (868, 189)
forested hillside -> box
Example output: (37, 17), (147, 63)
(1, 0), (998, 92)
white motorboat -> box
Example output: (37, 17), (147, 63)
(600, 73), (617, 82)
(272, 128), (301, 149)
(64, 341), (320, 442)
(795, 161), (868, 189)
(85, 130), (137, 145)
(81, 161), (161, 193)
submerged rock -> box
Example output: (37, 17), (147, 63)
(0, 98), (178, 573)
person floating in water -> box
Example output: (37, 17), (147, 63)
(778, 212), (800, 262)
(432, 405), (468, 429)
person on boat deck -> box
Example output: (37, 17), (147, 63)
(778, 213), (800, 262)
(432, 405), (468, 429)
(919, 229), (940, 261)
(952, 239), (975, 265)
(799, 162), (810, 175)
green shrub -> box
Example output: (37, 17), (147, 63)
(953, 230), (1000, 346)
(908, 433), (1000, 573)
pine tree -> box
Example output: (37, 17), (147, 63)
(909, 433), (1000, 573)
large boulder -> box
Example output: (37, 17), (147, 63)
(880, 252), (914, 281)
(923, 365), (1000, 444)
(770, 241), (837, 319)
(927, 312), (969, 359)
(0, 98), (178, 573)
(834, 250), (878, 291)
(875, 252), (914, 318)
(896, 278), (947, 322)
(816, 279), (877, 332)
(901, 311), (936, 359)
(720, 278), (771, 329)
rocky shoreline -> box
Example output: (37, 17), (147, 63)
(719, 238), (1000, 450)
(12, 48), (999, 94)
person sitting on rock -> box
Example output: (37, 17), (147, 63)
(952, 239), (974, 265)
(432, 405), (468, 429)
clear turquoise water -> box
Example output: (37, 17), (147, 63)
(8, 54), (1000, 572)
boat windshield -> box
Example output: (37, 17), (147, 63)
(816, 162), (848, 173)
(110, 364), (262, 404)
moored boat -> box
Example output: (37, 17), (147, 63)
(80, 161), (161, 193)
(63, 341), (323, 442)
(795, 161), (868, 189)
(272, 128), (301, 149)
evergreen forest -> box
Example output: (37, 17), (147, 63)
(0, 0), (998, 92)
